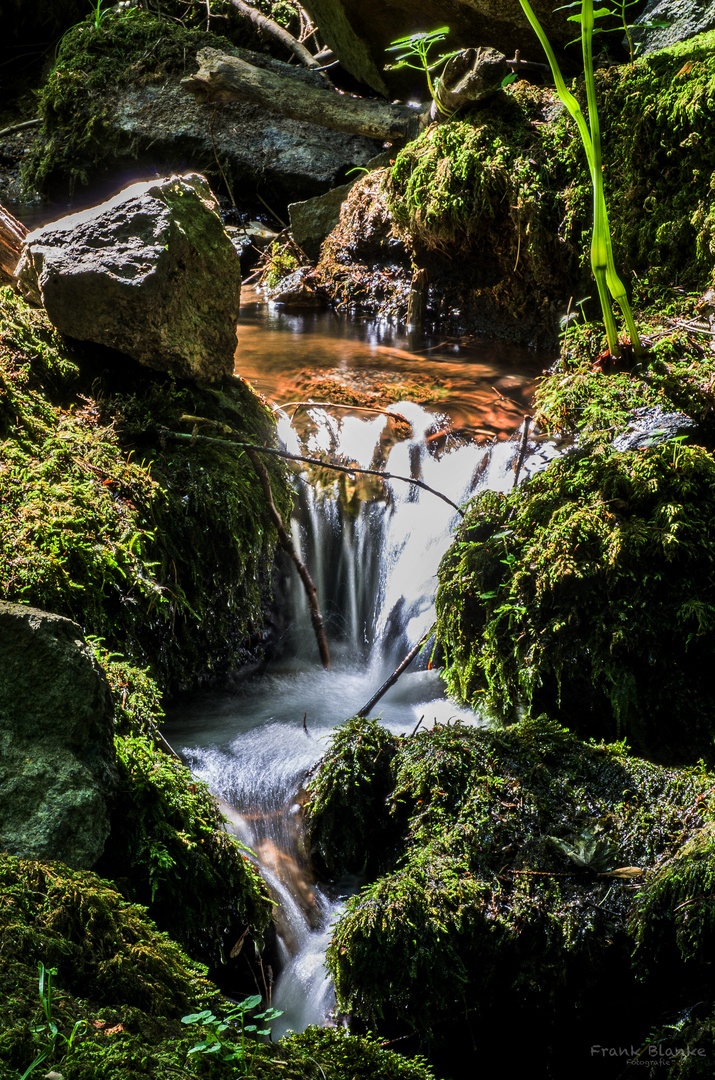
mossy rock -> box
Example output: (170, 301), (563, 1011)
(308, 716), (715, 1070)
(436, 439), (715, 761)
(382, 33), (715, 339)
(0, 286), (292, 691)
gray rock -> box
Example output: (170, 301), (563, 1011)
(0, 603), (117, 869)
(16, 173), (241, 384)
(263, 266), (323, 305)
(289, 182), (354, 262)
(112, 66), (381, 200)
(630, 0), (715, 55)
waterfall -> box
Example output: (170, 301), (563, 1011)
(170, 403), (561, 1036)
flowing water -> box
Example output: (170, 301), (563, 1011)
(166, 294), (558, 1037)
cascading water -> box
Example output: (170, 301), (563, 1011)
(167, 401), (561, 1038)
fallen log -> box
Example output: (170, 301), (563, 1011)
(0, 203), (28, 284)
(181, 47), (426, 143)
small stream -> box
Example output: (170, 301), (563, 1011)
(166, 294), (557, 1037)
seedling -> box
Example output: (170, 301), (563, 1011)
(182, 996), (284, 1077)
(385, 27), (459, 99)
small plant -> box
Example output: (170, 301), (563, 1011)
(385, 27), (459, 100)
(517, 0), (642, 358)
(21, 962), (86, 1079)
(87, 0), (112, 29)
(558, 0), (671, 63)
(182, 996), (283, 1076)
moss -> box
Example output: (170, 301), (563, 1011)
(310, 716), (715, 1062)
(283, 1026), (436, 1079)
(0, 286), (292, 691)
(97, 730), (272, 966)
(435, 440), (715, 760)
(534, 292), (715, 439)
(305, 715), (400, 878)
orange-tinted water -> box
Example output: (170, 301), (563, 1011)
(235, 287), (553, 440)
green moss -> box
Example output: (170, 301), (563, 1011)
(284, 1026), (436, 1080)
(97, 730), (271, 965)
(436, 440), (715, 759)
(0, 287), (292, 691)
(305, 715), (400, 878)
(311, 716), (715, 1057)
(534, 293), (715, 439)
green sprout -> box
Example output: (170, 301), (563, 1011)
(21, 963), (86, 1080)
(385, 27), (459, 100)
(182, 996), (284, 1076)
(517, 0), (642, 357)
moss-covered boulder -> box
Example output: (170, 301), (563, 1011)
(0, 603), (116, 869)
(316, 33), (715, 340)
(307, 715), (715, 1071)
(435, 440), (715, 760)
(0, 286), (291, 691)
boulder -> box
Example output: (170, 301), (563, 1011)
(16, 173), (241, 384)
(289, 182), (354, 262)
(0, 602), (117, 869)
(630, 0), (715, 55)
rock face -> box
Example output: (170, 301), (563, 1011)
(16, 173), (240, 384)
(0, 603), (117, 869)
(301, 0), (576, 95)
(630, 0), (715, 54)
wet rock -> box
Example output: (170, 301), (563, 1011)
(263, 266), (323, 306)
(289, 182), (354, 262)
(0, 602), (117, 870)
(630, 1), (715, 56)
(611, 405), (699, 452)
(16, 173), (240, 384)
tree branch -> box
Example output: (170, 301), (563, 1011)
(228, 0), (326, 74)
(161, 428), (465, 517)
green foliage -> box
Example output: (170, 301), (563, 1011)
(182, 997), (282, 1075)
(305, 715), (399, 878)
(20, 962), (87, 1080)
(315, 717), (715, 1052)
(436, 441), (715, 758)
(0, 288), (292, 691)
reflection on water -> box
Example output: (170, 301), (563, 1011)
(235, 287), (553, 439)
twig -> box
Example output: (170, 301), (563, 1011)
(512, 415), (531, 490)
(246, 448), (331, 669)
(228, 0), (327, 74)
(161, 429), (465, 516)
(302, 711), (309, 735)
(256, 191), (288, 230)
(0, 118), (41, 138)
(358, 624), (436, 717)
(273, 399), (410, 426)
(409, 714), (425, 737)
(209, 107), (236, 207)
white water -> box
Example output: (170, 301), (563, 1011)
(168, 403), (560, 1037)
